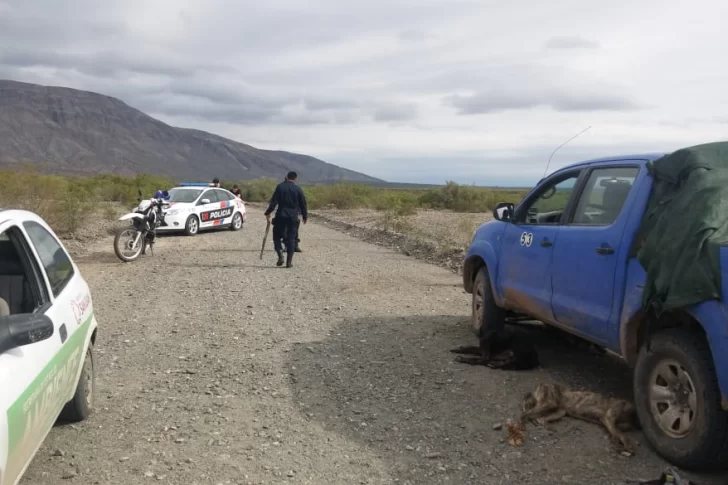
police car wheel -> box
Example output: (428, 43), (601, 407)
(231, 212), (243, 231)
(60, 345), (95, 422)
(185, 215), (199, 236)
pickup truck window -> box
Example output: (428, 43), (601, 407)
(520, 172), (580, 225)
(572, 167), (639, 225)
(23, 221), (75, 298)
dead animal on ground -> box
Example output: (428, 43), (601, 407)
(505, 419), (525, 447)
(450, 330), (539, 370)
(519, 382), (641, 455)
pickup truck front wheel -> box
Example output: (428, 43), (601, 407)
(471, 266), (505, 338)
(634, 328), (728, 470)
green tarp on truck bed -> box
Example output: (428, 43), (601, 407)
(632, 141), (728, 315)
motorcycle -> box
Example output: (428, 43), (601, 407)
(113, 191), (170, 262)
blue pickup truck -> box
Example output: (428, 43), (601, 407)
(463, 152), (728, 469)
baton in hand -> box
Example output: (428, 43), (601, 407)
(260, 220), (271, 260)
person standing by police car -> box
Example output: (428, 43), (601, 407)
(264, 171), (307, 268)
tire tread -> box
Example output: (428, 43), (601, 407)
(634, 328), (728, 470)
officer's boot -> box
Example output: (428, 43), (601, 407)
(276, 250), (284, 266)
(286, 249), (294, 268)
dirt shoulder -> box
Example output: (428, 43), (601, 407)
(305, 207), (491, 274)
(20, 207), (724, 485)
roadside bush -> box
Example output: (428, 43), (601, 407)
(217, 178), (527, 213)
(376, 210), (414, 233)
(80, 173), (177, 206)
(372, 191), (418, 216)
(0, 166), (529, 235)
(417, 181), (527, 213)
(236, 178), (278, 203)
(305, 183), (376, 210)
(0, 168), (177, 235)
(56, 184), (95, 234)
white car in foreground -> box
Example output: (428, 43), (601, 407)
(159, 185), (246, 236)
(0, 209), (98, 485)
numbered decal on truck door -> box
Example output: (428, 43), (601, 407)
(520, 232), (533, 247)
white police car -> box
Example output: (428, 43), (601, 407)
(158, 183), (246, 236)
(0, 209), (98, 485)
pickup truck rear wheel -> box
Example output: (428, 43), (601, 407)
(471, 266), (505, 338)
(634, 328), (728, 470)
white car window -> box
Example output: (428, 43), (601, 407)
(216, 189), (233, 201)
(200, 190), (217, 204)
(23, 222), (75, 298)
(168, 188), (202, 203)
(0, 226), (48, 316)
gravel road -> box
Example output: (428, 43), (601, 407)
(18, 207), (727, 485)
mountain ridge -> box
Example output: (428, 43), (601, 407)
(0, 79), (381, 183)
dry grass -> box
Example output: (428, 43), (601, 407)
(314, 208), (491, 249)
(0, 167), (515, 263)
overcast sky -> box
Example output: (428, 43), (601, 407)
(1, 0), (726, 185)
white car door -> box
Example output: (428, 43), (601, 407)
(197, 189), (219, 228)
(211, 189), (236, 227)
(0, 219), (89, 485)
(0, 222), (59, 485)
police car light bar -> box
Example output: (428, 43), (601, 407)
(180, 182), (214, 187)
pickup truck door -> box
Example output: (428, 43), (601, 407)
(550, 165), (641, 344)
(497, 169), (582, 322)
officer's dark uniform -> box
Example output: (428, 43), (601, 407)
(281, 217), (302, 253)
(264, 178), (308, 267)
(272, 178), (302, 253)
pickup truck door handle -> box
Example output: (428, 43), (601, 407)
(596, 246), (615, 255)
(540, 239), (553, 247)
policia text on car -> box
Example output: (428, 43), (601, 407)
(264, 171), (308, 268)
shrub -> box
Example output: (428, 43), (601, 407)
(0, 167), (529, 235)
(236, 178), (278, 203)
(305, 183), (376, 210)
(0, 168), (177, 235)
(376, 210), (414, 233)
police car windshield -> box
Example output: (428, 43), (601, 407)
(168, 188), (202, 203)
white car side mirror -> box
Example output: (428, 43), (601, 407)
(201, 199), (210, 204)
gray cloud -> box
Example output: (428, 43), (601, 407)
(445, 87), (640, 114)
(0, 1), (631, 129)
(398, 29), (437, 42)
(544, 36), (601, 50)
(0, 0), (722, 184)
(0, 47), (235, 79)
(373, 103), (419, 122)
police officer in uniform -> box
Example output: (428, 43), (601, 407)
(264, 171), (308, 267)
(277, 174), (302, 254)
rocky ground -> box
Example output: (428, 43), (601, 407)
(19, 207), (727, 485)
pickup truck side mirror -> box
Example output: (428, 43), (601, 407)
(0, 313), (55, 354)
(493, 202), (515, 222)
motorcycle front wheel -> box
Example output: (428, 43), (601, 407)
(113, 227), (146, 262)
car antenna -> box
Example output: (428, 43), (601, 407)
(543, 125), (592, 178)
